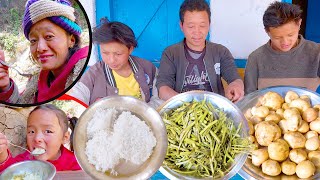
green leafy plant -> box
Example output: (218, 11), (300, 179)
(9, 8), (23, 35)
(0, 33), (21, 59)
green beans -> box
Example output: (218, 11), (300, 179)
(162, 99), (250, 178)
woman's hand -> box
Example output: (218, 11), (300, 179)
(0, 50), (10, 92)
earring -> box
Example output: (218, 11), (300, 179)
(29, 53), (36, 63)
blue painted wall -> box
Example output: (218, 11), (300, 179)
(96, 0), (110, 21)
(306, 0), (320, 43)
(282, 0), (292, 3)
(96, 0), (186, 67)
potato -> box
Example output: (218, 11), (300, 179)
(250, 116), (263, 125)
(297, 120), (309, 133)
(290, 98), (311, 113)
(313, 104), (320, 111)
(247, 120), (254, 135)
(248, 135), (259, 150)
(305, 131), (318, 139)
(256, 96), (263, 106)
(305, 136), (320, 151)
(309, 118), (320, 133)
(289, 149), (307, 164)
(284, 132), (306, 149)
(261, 92), (284, 110)
(268, 139), (290, 161)
(285, 91), (299, 103)
(244, 108), (252, 119)
(284, 108), (302, 131)
(269, 110), (276, 115)
(252, 149), (269, 167)
(308, 151), (320, 167)
(281, 160), (296, 175)
(251, 106), (270, 118)
(282, 103), (290, 110)
(265, 114), (281, 124)
(278, 120), (289, 134)
(261, 159), (282, 176)
(248, 135), (255, 143)
(284, 107), (300, 117)
(295, 160), (315, 179)
(255, 121), (281, 146)
(302, 108), (318, 122)
(300, 95), (311, 104)
(276, 109), (285, 119)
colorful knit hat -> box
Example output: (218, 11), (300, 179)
(23, 0), (82, 39)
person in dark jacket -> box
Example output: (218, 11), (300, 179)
(156, 0), (244, 102)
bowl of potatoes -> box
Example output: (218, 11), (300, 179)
(237, 86), (320, 180)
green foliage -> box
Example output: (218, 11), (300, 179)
(0, 0), (25, 33)
(0, 7), (23, 59)
(73, 1), (88, 29)
(9, 8), (23, 35)
(0, 33), (21, 58)
(50, 100), (78, 117)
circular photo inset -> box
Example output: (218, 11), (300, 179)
(0, 0), (92, 107)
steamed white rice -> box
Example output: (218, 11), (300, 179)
(113, 111), (156, 164)
(85, 131), (120, 172)
(86, 108), (117, 139)
(85, 109), (157, 173)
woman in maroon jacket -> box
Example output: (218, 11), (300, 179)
(0, 0), (88, 104)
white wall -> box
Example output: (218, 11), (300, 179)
(79, 0), (98, 65)
(210, 0), (279, 59)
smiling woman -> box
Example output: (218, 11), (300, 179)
(0, 0), (90, 106)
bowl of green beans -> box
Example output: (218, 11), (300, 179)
(158, 91), (251, 180)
